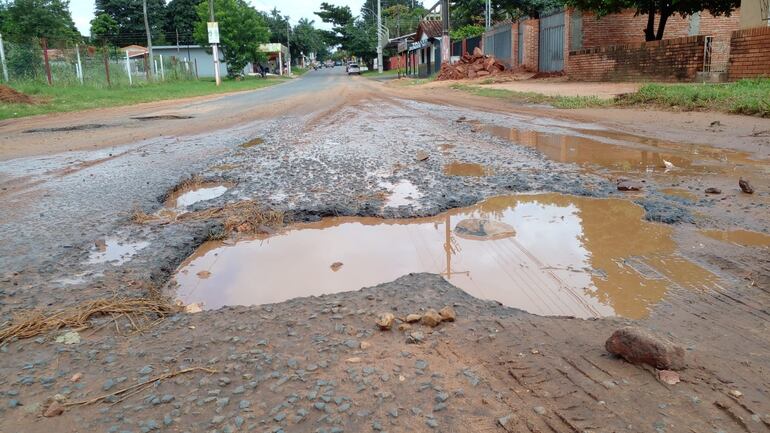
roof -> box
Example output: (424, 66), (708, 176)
(120, 45), (148, 58)
(415, 20), (443, 41)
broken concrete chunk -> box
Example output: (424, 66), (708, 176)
(605, 326), (686, 370)
(420, 309), (442, 327)
(376, 312), (395, 330)
(43, 401), (64, 417)
(658, 370), (680, 385)
(438, 306), (456, 322)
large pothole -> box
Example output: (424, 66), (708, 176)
(171, 193), (720, 319)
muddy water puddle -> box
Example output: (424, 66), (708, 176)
(701, 229), (770, 248)
(165, 183), (231, 208)
(444, 162), (494, 177)
(482, 124), (766, 176)
(88, 237), (149, 265)
(174, 194), (719, 319)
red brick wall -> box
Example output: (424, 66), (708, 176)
(729, 26), (770, 80)
(512, 22), (520, 69)
(580, 10), (741, 48)
(568, 35), (706, 81)
(522, 19), (539, 71)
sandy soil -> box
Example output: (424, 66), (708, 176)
(0, 70), (768, 433)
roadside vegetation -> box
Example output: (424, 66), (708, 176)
(451, 84), (612, 109)
(0, 77), (286, 120)
(452, 79), (770, 117)
(616, 79), (770, 117)
(361, 69), (400, 77)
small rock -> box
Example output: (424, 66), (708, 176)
(54, 331), (80, 345)
(43, 401), (64, 417)
(420, 310), (442, 327)
(405, 314), (422, 323)
(438, 306), (456, 322)
(739, 178), (754, 194)
(330, 262), (343, 272)
(705, 187), (721, 194)
(533, 406), (547, 415)
(605, 326), (686, 370)
(345, 357), (362, 364)
(70, 373), (82, 382)
(360, 341), (372, 350)
(415, 151), (429, 161)
(658, 370), (680, 385)
(406, 331), (424, 344)
(376, 312), (395, 330)
(397, 323), (412, 332)
(729, 390), (743, 398)
(617, 180), (643, 192)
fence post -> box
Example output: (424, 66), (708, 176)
(159, 54), (165, 80)
(143, 54), (150, 80)
(103, 47), (111, 86)
(125, 50), (133, 85)
(75, 44), (84, 84)
(194, 58), (199, 79)
(41, 38), (53, 85)
(0, 33), (7, 82)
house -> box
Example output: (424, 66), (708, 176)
(258, 43), (289, 75)
(403, 19), (444, 77)
(739, 0), (770, 28)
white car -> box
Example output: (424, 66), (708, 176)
(347, 63), (361, 75)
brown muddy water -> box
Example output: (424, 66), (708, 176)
(444, 162), (494, 177)
(701, 229), (770, 248)
(482, 124), (766, 176)
(173, 194), (720, 319)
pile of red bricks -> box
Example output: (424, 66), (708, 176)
(437, 47), (506, 81)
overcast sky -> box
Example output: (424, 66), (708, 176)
(69, 0), (367, 35)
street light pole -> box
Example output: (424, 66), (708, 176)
(286, 20), (292, 76)
(377, 0), (383, 73)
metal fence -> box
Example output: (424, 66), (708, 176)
(0, 35), (197, 86)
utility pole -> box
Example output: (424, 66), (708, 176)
(441, 0), (450, 64)
(485, 0), (492, 30)
(208, 0), (221, 86)
(377, 0), (383, 73)
(0, 33), (8, 82)
(142, 0), (155, 78)
(286, 20), (291, 76)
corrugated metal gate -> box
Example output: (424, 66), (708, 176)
(466, 36), (481, 54)
(538, 11), (565, 72)
(484, 23), (512, 67)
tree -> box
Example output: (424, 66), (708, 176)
(0, 0), (80, 42)
(450, 0), (563, 27)
(262, 7), (289, 44)
(94, 0), (167, 46)
(90, 13), (118, 45)
(450, 24), (484, 39)
(290, 18), (325, 63)
(193, 0), (268, 77)
(565, 0), (739, 40)
(315, 2), (354, 47)
(164, 0), (199, 44)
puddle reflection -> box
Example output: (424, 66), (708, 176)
(174, 194), (719, 319)
(88, 238), (148, 265)
(701, 229), (770, 248)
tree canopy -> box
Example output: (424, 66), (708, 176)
(94, 0), (167, 46)
(0, 0), (80, 43)
(193, 0), (268, 77)
(163, 0), (199, 44)
(90, 12), (119, 45)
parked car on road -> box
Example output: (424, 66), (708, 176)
(347, 63), (361, 75)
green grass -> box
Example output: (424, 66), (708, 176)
(1, 76), (287, 120)
(291, 67), (310, 76)
(450, 84), (611, 109)
(361, 69), (401, 77)
(451, 79), (770, 117)
(617, 79), (770, 117)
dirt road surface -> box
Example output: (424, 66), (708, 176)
(1, 68), (769, 433)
